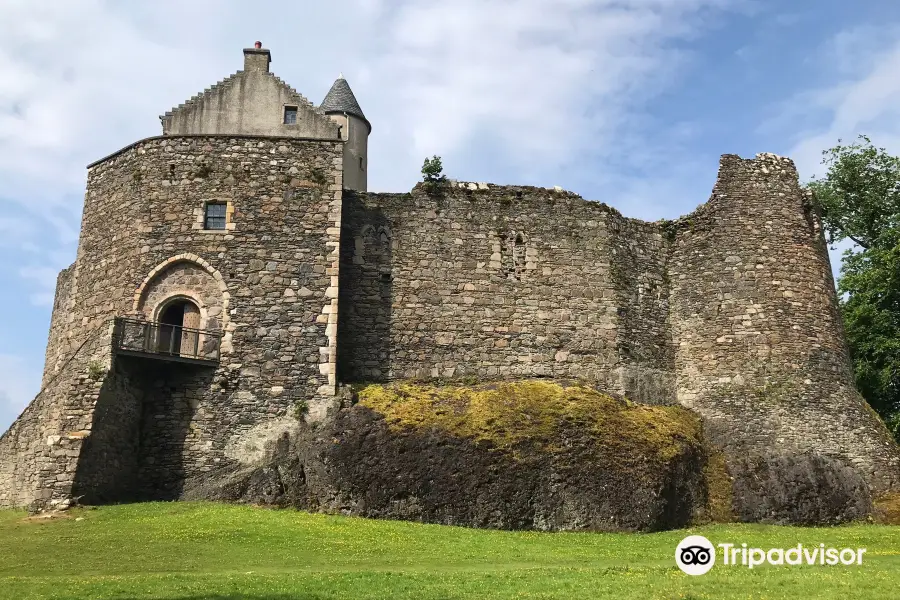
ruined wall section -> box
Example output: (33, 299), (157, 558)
(41, 264), (75, 386)
(340, 184), (671, 400)
(668, 153), (900, 492)
(0, 324), (112, 509)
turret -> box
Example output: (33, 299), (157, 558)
(321, 75), (371, 192)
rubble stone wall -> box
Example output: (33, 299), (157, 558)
(42, 264), (76, 386)
(0, 323), (112, 510)
(338, 185), (673, 404)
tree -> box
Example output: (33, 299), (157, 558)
(421, 155), (447, 194)
(807, 135), (900, 441)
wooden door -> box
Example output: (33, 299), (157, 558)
(181, 303), (201, 357)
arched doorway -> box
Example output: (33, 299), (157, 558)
(157, 299), (201, 357)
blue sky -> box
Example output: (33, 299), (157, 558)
(2, 0), (900, 432)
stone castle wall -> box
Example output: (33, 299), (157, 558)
(3, 148), (899, 510)
(41, 264), (75, 386)
(668, 154), (900, 492)
(1, 135), (345, 508)
(338, 156), (900, 494)
(338, 185), (672, 404)
(0, 322), (112, 509)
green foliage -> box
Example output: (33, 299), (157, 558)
(808, 135), (900, 250)
(700, 446), (735, 524)
(292, 399), (309, 422)
(0, 502), (898, 598)
(421, 155), (447, 194)
(658, 218), (678, 242)
(86, 360), (105, 381)
(807, 136), (900, 442)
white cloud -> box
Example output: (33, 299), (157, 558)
(0, 0), (748, 411)
(761, 26), (900, 281)
(360, 0), (737, 190)
(0, 0), (742, 310)
(781, 29), (900, 181)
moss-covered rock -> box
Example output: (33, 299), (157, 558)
(357, 381), (700, 464)
(185, 381), (709, 531)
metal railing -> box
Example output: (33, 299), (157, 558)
(112, 317), (223, 363)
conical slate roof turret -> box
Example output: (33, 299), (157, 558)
(320, 75), (370, 130)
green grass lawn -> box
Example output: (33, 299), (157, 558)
(0, 503), (897, 599)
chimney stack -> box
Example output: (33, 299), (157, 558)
(243, 42), (271, 72)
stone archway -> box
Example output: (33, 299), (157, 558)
(132, 254), (232, 355)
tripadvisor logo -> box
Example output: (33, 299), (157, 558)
(675, 536), (867, 576)
(676, 535), (716, 575)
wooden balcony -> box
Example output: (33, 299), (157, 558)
(112, 317), (223, 365)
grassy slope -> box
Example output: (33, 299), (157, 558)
(0, 503), (898, 599)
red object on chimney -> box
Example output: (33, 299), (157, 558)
(254, 41), (262, 49)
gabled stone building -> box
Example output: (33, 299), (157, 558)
(0, 43), (897, 513)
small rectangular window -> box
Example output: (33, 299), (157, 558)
(359, 156), (365, 171)
(204, 202), (227, 230)
(283, 106), (297, 125)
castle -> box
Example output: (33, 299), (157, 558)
(0, 44), (897, 512)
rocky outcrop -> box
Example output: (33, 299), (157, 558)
(185, 381), (708, 531)
(182, 380), (888, 530)
(729, 453), (873, 525)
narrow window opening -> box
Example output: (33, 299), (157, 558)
(499, 231), (527, 280)
(283, 106), (298, 125)
(204, 202), (227, 230)
(512, 234), (526, 279)
(359, 156), (365, 171)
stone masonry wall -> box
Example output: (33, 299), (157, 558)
(668, 153), (900, 492)
(0, 322), (113, 510)
(7, 146), (900, 510)
(42, 263), (75, 386)
(71, 357), (144, 504)
(1, 134), (344, 508)
(339, 184), (672, 404)
(609, 215), (675, 404)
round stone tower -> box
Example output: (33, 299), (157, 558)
(321, 75), (371, 192)
(669, 153), (900, 494)
(0, 44), (349, 510)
